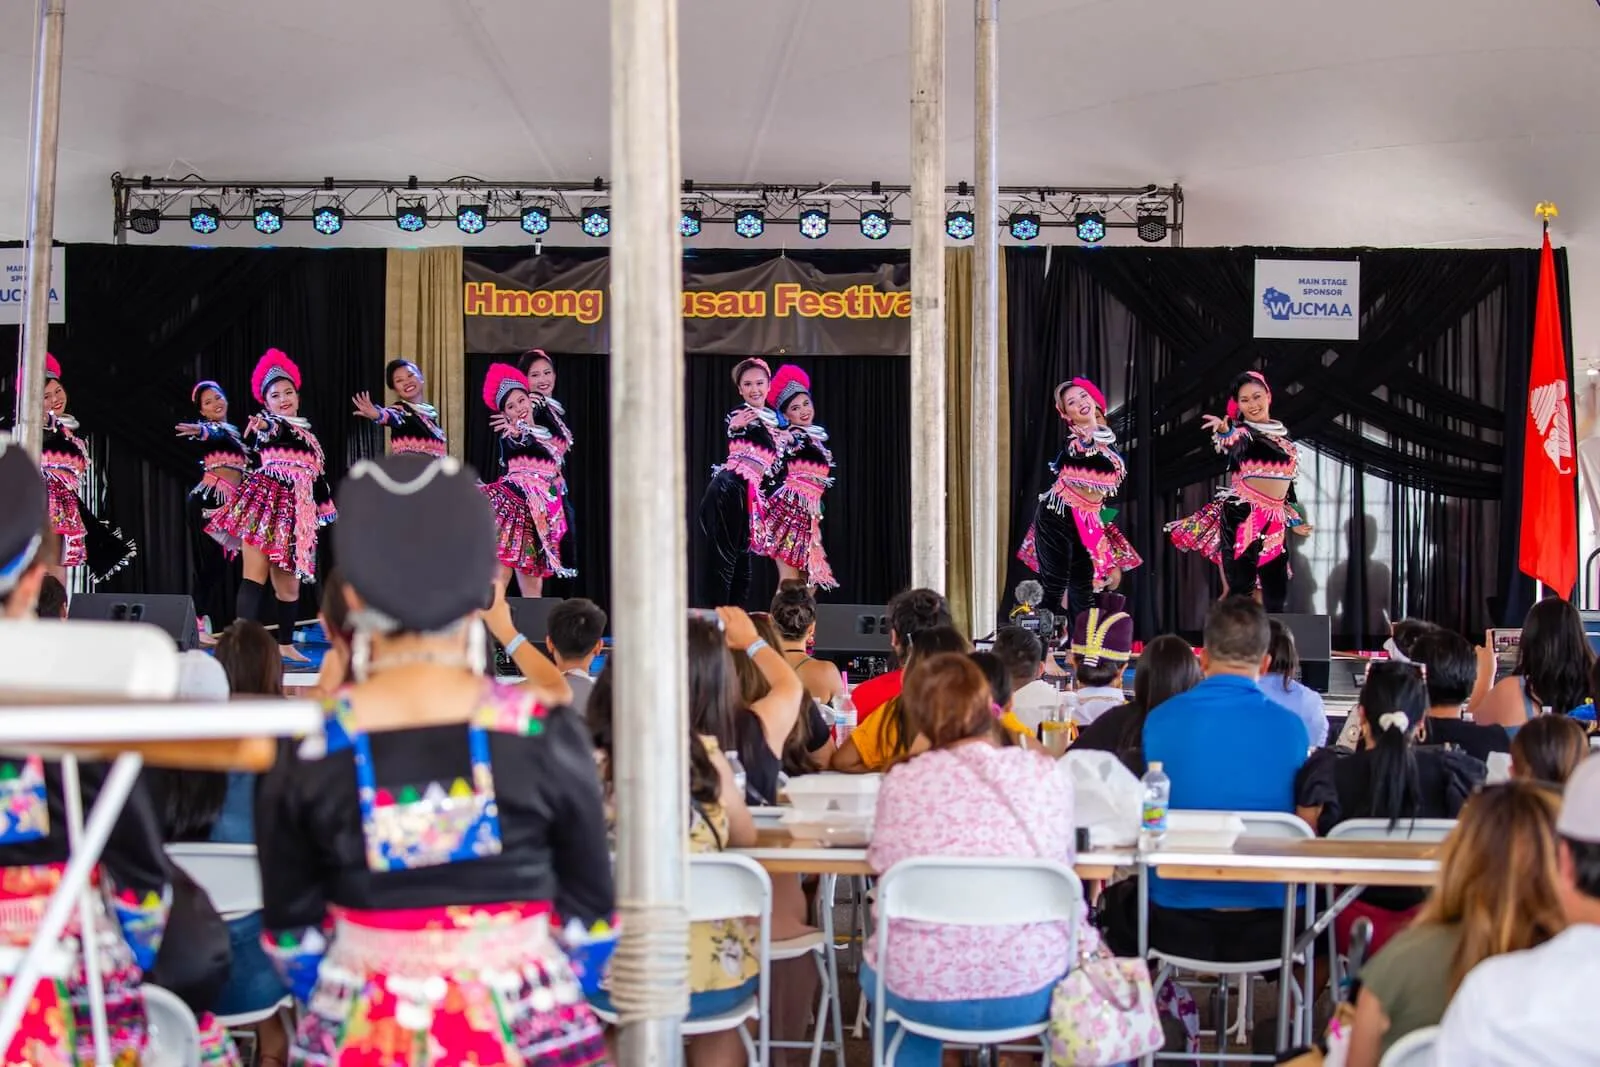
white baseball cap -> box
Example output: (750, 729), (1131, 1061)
(1557, 753), (1600, 844)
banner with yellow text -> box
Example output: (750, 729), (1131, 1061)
(463, 250), (911, 355)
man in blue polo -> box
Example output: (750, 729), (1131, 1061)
(1102, 596), (1311, 961)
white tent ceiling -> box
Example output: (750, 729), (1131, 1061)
(3, 0), (1599, 348)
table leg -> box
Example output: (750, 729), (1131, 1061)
(1276, 884), (1296, 1052)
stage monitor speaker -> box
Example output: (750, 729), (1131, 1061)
(1268, 612), (1332, 693)
(486, 597), (565, 675)
(812, 603), (893, 654)
(69, 593), (200, 652)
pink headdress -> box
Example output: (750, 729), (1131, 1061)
(44, 354), (61, 382)
(1226, 370), (1271, 420)
(767, 364), (811, 413)
(251, 348), (301, 403)
(191, 379), (225, 405)
(483, 363), (531, 411)
(1055, 377), (1106, 417)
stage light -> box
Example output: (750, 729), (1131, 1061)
(1136, 204), (1168, 243)
(189, 200), (220, 235)
(945, 210), (975, 240)
(798, 207), (830, 240)
(734, 207), (765, 239)
(456, 202), (488, 235)
(859, 208), (891, 240)
(1075, 211), (1106, 243)
(396, 198), (428, 233)
(312, 204), (345, 236)
(581, 206), (611, 238)
(520, 204), (551, 235)
(252, 200), (284, 235)
(128, 208), (161, 235)
(1008, 212), (1041, 241)
(680, 208), (703, 237)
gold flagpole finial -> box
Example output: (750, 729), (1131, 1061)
(1535, 202), (1560, 220)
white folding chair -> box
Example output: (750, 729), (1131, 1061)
(770, 873), (846, 1067)
(141, 983), (203, 1067)
(1325, 818), (1456, 842)
(164, 843), (294, 1032)
(871, 856), (1082, 1067)
(593, 853), (773, 1065)
(1379, 1024), (1438, 1067)
(1151, 811), (1316, 1056)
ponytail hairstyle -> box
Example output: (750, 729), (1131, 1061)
(1358, 661), (1429, 828)
(1265, 619), (1298, 690)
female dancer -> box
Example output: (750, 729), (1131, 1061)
(698, 357), (788, 607)
(480, 363), (571, 596)
(206, 348), (336, 661)
(352, 358), (447, 457)
(176, 379), (249, 631)
(38, 354), (137, 584)
(520, 349), (577, 575)
(1166, 370), (1312, 612)
(761, 364), (836, 589)
(257, 453), (612, 1066)
(1016, 377), (1141, 620)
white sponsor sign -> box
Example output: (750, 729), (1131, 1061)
(1252, 258), (1358, 341)
(0, 247), (66, 325)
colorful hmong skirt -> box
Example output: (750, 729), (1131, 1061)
(761, 480), (836, 590)
(206, 468), (326, 582)
(0, 863), (239, 1067)
(481, 474), (573, 581)
(289, 905), (609, 1067)
(44, 478), (137, 581)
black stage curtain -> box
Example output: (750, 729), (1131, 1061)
(464, 351), (911, 615)
(2, 245), (387, 621)
(1003, 245), (1570, 647)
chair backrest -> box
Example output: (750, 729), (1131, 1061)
(0, 620), (178, 698)
(165, 843), (263, 915)
(1327, 818), (1456, 843)
(1240, 811), (1316, 840)
(140, 983), (202, 1066)
(1379, 1024), (1438, 1067)
(687, 852), (772, 923)
(877, 856), (1083, 933)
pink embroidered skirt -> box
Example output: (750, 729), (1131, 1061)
(481, 474), (573, 580)
(762, 480), (836, 590)
(206, 468), (327, 582)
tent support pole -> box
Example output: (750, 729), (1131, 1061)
(971, 0), (1000, 633)
(910, 0), (948, 591)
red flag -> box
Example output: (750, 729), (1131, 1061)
(1519, 228), (1577, 597)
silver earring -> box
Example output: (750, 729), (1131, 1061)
(352, 630), (372, 682)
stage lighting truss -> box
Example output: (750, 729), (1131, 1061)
(797, 206), (830, 240)
(109, 175), (1184, 244)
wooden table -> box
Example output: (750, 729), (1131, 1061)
(1150, 836), (1441, 887)
(740, 826), (1133, 880)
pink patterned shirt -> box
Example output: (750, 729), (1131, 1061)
(865, 742), (1101, 1001)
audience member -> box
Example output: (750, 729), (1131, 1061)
(34, 573), (67, 619)
(1102, 597), (1309, 961)
(1073, 634), (1203, 776)
(545, 597), (607, 712)
(864, 653), (1101, 1067)
(771, 578), (846, 706)
(728, 611), (820, 803)
(1259, 619), (1328, 747)
(1471, 596), (1594, 732)
(969, 649), (1035, 746)
(1384, 618), (1437, 663)
(1065, 592), (1133, 726)
(1346, 781), (1566, 1066)
(312, 567), (353, 697)
(849, 587), (951, 721)
(833, 625), (970, 772)
(1410, 628), (1511, 761)
(1435, 759), (1600, 1062)
(1511, 713), (1589, 786)
(1296, 662), (1485, 953)
(992, 624), (1059, 731)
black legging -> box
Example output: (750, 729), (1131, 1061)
(698, 469), (753, 607)
(187, 496), (237, 629)
(1220, 499), (1290, 612)
(1030, 504), (1097, 622)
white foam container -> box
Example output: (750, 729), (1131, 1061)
(782, 772), (883, 818)
(1163, 810), (1246, 851)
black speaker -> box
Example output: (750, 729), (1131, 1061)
(70, 593), (200, 651)
(1269, 612), (1332, 692)
(812, 603), (893, 654)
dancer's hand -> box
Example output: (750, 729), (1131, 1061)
(352, 392), (382, 421)
(1291, 523), (1314, 538)
(489, 413), (516, 438)
(716, 606), (762, 651)
(1103, 567), (1123, 590)
(1201, 414), (1227, 433)
(245, 414), (270, 436)
(175, 422), (203, 438)
(729, 407), (759, 430)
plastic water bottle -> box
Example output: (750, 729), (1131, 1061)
(1140, 761), (1171, 850)
(833, 672), (858, 747)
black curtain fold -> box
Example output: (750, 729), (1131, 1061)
(3, 245), (388, 618)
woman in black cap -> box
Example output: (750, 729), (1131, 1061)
(698, 356), (788, 606)
(256, 454), (611, 1066)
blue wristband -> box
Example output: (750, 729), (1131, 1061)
(745, 638), (769, 660)
(504, 633), (527, 656)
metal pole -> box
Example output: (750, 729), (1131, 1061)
(13, 0), (66, 460)
(610, 0), (688, 1062)
(910, 0), (948, 591)
(971, 0), (1000, 633)
(61, 756), (112, 1066)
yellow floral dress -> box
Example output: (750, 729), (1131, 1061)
(689, 739), (759, 994)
